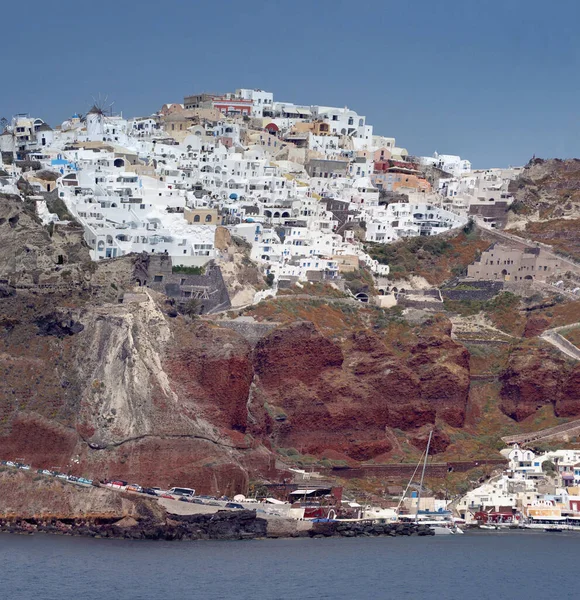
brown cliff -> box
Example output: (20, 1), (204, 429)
(251, 317), (469, 459)
(3, 190), (580, 499)
(499, 343), (580, 421)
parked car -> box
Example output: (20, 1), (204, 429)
(225, 502), (244, 510)
(125, 484), (142, 493)
(191, 498), (206, 505)
(167, 487), (195, 498)
(106, 480), (128, 489)
(141, 488), (159, 496)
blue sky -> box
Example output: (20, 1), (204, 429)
(2, 0), (579, 167)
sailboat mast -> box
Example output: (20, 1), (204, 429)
(415, 430), (433, 523)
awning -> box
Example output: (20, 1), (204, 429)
(290, 489), (316, 495)
(296, 107), (311, 115)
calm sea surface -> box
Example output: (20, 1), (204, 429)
(0, 531), (577, 600)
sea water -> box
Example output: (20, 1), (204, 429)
(0, 530), (576, 600)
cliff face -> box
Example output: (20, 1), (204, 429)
(0, 278), (470, 492)
(0, 193), (91, 286)
(0, 291), (273, 496)
(2, 191), (580, 497)
(509, 158), (580, 220)
(499, 344), (580, 421)
(251, 319), (469, 460)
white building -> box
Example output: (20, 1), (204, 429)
(365, 202), (466, 243)
(419, 152), (471, 177)
(235, 89), (274, 117)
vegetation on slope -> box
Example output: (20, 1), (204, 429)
(366, 225), (489, 285)
(506, 218), (580, 261)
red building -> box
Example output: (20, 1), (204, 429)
(211, 96), (253, 116)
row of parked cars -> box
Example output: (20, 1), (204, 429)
(2, 461), (247, 510)
(1, 461), (93, 485)
(101, 481), (245, 508)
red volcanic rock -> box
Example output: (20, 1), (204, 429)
(556, 364), (580, 417)
(346, 439), (394, 461)
(500, 345), (566, 421)
(523, 315), (552, 338)
(252, 318), (470, 461)
(254, 321), (343, 386)
(420, 365), (470, 428)
(0, 414), (78, 469)
(83, 437), (254, 496)
(410, 428), (451, 455)
(165, 322), (254, 432)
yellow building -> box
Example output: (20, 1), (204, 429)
(184, 207), (222, 225)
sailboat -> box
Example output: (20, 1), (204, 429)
(397, 430), (464, 535)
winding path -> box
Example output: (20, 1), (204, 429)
(540, 323), (580, 361)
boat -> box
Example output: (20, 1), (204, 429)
(397, 430), (464, 536)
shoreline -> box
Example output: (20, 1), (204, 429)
(0, 511), (435, 541)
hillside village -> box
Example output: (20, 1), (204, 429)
(2, 87), (560, 304)
(1, 87), (580, 531)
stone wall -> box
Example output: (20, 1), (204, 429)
(441, 280), (504, 302)
(325, 458), (507, 479)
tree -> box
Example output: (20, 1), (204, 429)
(182, 298), (201, 318)
(542, 460), (556, 474)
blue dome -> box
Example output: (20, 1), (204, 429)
(72, 113), (80, 119)
(229, 193), (238, 199)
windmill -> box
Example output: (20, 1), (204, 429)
(84, 94), (115, 139)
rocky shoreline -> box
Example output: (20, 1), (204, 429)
(0, 511), (434, 541)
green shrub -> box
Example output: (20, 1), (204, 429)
(172, 265), (204, 275)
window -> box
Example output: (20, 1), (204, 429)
(194, 214), (200, 222)
(205, 214), (212, 222)
(153, 275), (163, 283)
